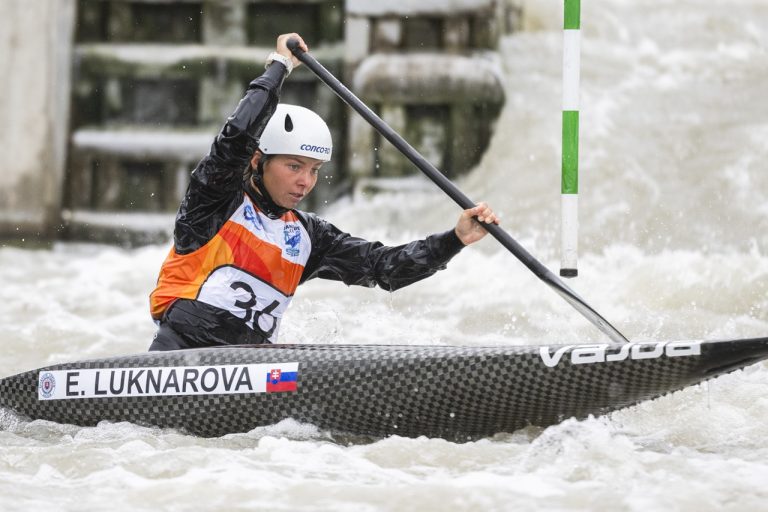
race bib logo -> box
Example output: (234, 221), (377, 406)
(243, 205), (264, 233)
(283, 224), (301, 257)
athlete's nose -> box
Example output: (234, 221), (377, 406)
(295, 168), (311, 188)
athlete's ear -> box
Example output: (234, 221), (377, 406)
(250, 150), (263, 171)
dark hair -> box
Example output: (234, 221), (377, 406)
(244, 151), (274, 181)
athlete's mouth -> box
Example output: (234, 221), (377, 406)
(289, 193), (304, 201)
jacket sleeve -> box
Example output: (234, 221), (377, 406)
(174, 63), (288, 254)
(297, 212), (466, 291)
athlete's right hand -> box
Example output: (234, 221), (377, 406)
(276, 33), (307, 69)
(454, 202), (500, 245)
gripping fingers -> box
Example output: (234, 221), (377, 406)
(277, 33), (308, 65)
(472, 203), (499, 225)
(278, 33), (307, 51)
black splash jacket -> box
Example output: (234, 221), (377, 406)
(151, 64), (465, 348)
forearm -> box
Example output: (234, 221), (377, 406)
(300, 211), (465, 291)
(364, 229), (466, 291)
(174, 63), (288, 253)
(192, 63), (288, 190)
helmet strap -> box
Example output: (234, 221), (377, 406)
(249, 155), (288, 218)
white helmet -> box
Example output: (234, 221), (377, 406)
(258, 104), (333, 162)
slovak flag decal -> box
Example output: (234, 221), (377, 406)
(266, 367), (298, 393)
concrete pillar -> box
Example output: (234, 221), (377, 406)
(202, 0), (247, 46)
(0, 0), (75, 241)
(348, 114), (375, 180)
(378, 105), (407, 176)
(444, 18), (470, 52)
(372, 19), (401, 52)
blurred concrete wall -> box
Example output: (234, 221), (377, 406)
(0, 0), (75, 241)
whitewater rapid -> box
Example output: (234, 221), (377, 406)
(2, 0), (768, 510)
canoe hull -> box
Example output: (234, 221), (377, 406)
(1, 338), (766, 440)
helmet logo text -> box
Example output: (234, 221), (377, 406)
(300, 144), (331, 154)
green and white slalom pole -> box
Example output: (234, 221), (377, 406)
(560, 0), (580, 278)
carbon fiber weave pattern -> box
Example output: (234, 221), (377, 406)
(1, 339), (766, 440)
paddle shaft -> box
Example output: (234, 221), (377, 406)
(286, 39), (628, 344)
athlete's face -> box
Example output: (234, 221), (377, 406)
(253, 153), (323, 209)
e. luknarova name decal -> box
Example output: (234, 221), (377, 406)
(539, 341), (701, 367)
(38, 363), (298, 400)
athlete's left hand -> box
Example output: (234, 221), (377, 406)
(455, 202), (500, 245)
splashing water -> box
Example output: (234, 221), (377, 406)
(2, 1), (768, 510)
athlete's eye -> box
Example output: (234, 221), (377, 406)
(288, 164), (301, 171)
(311, 168), (320, 177)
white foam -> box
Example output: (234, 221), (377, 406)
(3, 1), (768, 510)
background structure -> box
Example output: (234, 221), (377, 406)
(0, 0), (520, 245)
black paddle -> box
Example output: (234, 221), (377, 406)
(287, 38), (629, 344)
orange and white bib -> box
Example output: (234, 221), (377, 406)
(150, 195), (310, 343)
